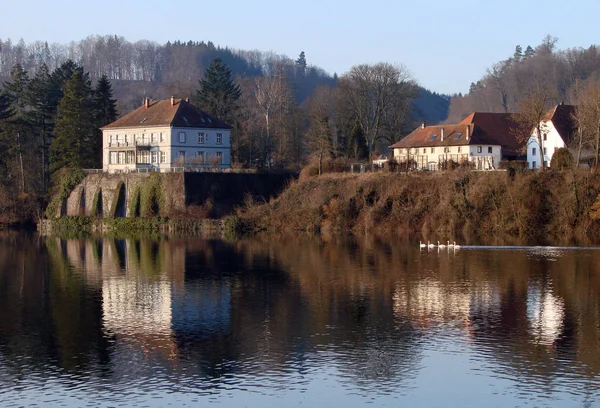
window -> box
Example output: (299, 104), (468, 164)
(543, 147), (547, 155)
(137, 151), (150, 164)
(126, 151), (134, 164)
(110, 152), (117, 164)
(532, 147), (537, 156)
(198, 132), (205, 143)
(454, 133), (462, 139)
(458, 147), (462, 153)
(197, 151), (205, 164)
(543, 133), (547, 141)
(431, 147), (435, 153)
(477, 146), (482, 153)
(109, 135), (113, 145)
(532, 161), (537, 169)
(124, 134), (128, 144)
(151, 133), (155, 143)
(118, 152), (125, 164)
(179, 151), (186, 162)
(160, 133), (164, 142)
(444, 147), (450, 153)
(423, 148), (426, 154)
(216, 133), (223, 144)
(429, 134), (437, 140)
(216, 151), (222, 164)
(160, 151), (166, 163)
(151, 151), (158, 164)
(178, 132), (186, 143)
(488, 146), (493, 154)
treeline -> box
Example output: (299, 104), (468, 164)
(448, 35), (600, 122)
(0, 61), (117, 224)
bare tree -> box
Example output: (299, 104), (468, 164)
(515, 86), (555, 170)
(573, 79), (600, 170)
(338, 62), (416, 154)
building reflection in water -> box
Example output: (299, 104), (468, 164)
(1, 233), (600, 401)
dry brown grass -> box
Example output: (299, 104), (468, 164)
(238, 169), (600, 243)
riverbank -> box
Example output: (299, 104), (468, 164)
(237, 170), (600, 244)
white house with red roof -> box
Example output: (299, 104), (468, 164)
(526, 104), (579, 169)
(101, 97), (232, 172)
(390, 112), (527, 171)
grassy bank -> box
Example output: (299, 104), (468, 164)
(238, 170), (600, 244)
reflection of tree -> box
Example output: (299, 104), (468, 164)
(3, 233), (600, 400)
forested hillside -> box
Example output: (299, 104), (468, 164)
(447, 36), (600, 122)
(0, 34), (451, 224)
(0, 36), (449, 118)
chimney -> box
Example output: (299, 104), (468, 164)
(170, 96), (175, 107)
(441, 128), (444, 141)
(144, 98), (150, 109)
(466, 125), (470, 141)
(421, 121), (425, 129)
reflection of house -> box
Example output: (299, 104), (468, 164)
(527, 286), (565, 346)
(390, 113), (526, 171)
(393, 280), (500, 333)
(526, 104), (580, 169)
(101, 97), (232, 172)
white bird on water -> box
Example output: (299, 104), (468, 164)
(447, 240), (453, 248)
(419, 241), (426, 249)
(428, 241), (436, 249)
(453, 241), (461, 249)
(438, 241), (446, 249)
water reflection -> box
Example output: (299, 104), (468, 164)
(0, 233), (599, 406)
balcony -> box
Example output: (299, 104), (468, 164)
(107, 140), (153, 150)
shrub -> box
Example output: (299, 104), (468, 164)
(550, 148), (574, 170)
(45, 169), (87, 219)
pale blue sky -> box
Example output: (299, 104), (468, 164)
(1, 0), (598, 94)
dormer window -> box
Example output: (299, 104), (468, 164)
(455, 133), (462, 139)
(429, 134), (437, 141)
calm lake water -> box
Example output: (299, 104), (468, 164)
(1, 232), (600, 407)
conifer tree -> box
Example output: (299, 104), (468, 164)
(50, 71), (95, 174)
(196, 57), (241, 122)
(93, 75), (118, 168)
(513, 45), (523, 62)
(347, 120), (368, 161)
(524, 45), (535, 59)
(1, 64), (32, 194)
(295, 51), (307, 76)
(26, 64), (60, 193)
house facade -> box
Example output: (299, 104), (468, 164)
(526, 104), (578, 169)
(101, 98), (232, 172)
(390, 112), (526, 171)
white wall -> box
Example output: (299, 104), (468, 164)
(102, 126), (231, 170)
(526, 121), (564, 169)
(169, 127), (231, 168)
(393, 144), (502, 169)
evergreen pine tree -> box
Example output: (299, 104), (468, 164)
(92, 75), (118, 168)
(524, 45), (535, 59)
(513, 45), (523, 62)
(196, 57), (241, 123)
(348, 120), (368, 161)
(26, 63), (60, 193)
(295, 51), (307, 76)
(50, 71), (95, 174)
(1, 64), (32, 194)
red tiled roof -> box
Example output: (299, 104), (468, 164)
(390, 112), (527, 156)
(543, 104), (577, 146)
(101, 99), (232, 130)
